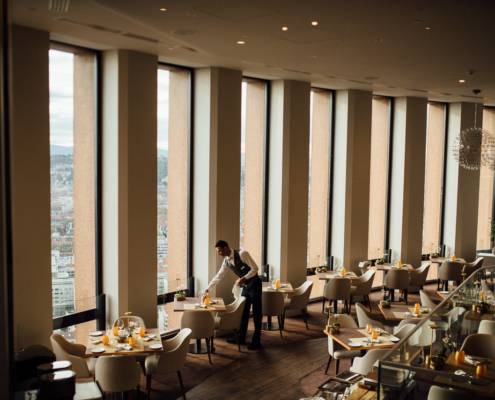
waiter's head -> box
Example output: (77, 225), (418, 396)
(215, 240), (231, 257)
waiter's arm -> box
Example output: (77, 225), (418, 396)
(206, 261), (228, 292)
(239, 250), (259, 281)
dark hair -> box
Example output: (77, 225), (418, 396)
(215, 240), (229, 248)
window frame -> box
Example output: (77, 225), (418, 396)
(156, 61), (194, 305)
(49, 42), (104, 330)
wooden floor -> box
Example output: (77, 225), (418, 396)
(143, 284), (432, 399)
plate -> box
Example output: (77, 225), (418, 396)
(389, 337), (400, 343)
(91, 347), (105, 354)
(150, 343), (162, 350)
(348, 342), (363, 347)
(89, 331), (104, 337)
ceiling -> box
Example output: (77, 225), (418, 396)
(12, 0), (495, 104)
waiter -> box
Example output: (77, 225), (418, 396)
(206, 239), (262, 350)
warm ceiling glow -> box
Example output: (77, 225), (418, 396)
(458, 79), (466, 83)
(159, 7), (167, 12)
(236, 40), (246, 45)
(281, 26), (288, 31)
(311, 21), (319, 26)
(425, 26), (431, 31)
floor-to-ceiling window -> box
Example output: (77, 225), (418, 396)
(307, 88), (333, 298)
(368, 96), (391, 260)
(156, 65), (191, 329)
(477, 107), (495, 251)
(240, 78), (268, 267)
(422, 103), (447, 258)
(49, 45), (99, 340)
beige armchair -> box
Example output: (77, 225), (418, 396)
(284, 281), (313, 329)
(350, 349), (389, 376)
(350, 269), (375, 311)
(384, 269), (410, 303)
(50, 333), (95, 379)
(95, 355), (141, 395)
(214, 296), (246, 351)
(438, 261), (463, 291)
(419, 290), (448, 316)
(427, 385), (466, 400)
(408, 264), (430, 293)
(181, 310), (215, 364)
(478, 320), (495, 335)
(460, 333), (495, 360)
(323, 278), (351, 314)
(355, 302), (389, 333)
(462, 257), (484, 279)
(325, 314), (360, 375)
(358, 260), (372, 275)
(145, 328), (192, 399)
(262, 291), (286, 339)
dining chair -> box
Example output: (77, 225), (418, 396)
(419, 290), (449, 317)
(460, 333), (495, 360)
(50, 333), (95, 379)
(95, 355), (141, 396)
(349, 349), (390, 376)
(438, 261), (463, 291)
(180, 310), (215, 364)
(478, 320), (495, 335)
(383, 269), (410, 303)
(354, 302), (389, 332)
(393, 323), (419, 344)
(408, 264), (430, 293)
(427, 385), (466, 400)
(323, 278), (351, 314)
(325, 314), (360, 375)
(214, 296), (246, 351)
(350, 269), (375, 311)
(145, 328), (192, 399)
(357, 260), (372, 276)
(262, 291), (286, 339)
(284, 281), (313, 329)
(462, 257), (484, 279)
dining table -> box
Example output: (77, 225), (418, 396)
(318, 271), (360, 283)
(323, 327), (400, 352)
(262, 281), (294, 293)
(378, 303), (430, 322)
(85, 328), (164, 357)
(173, 296), (226, 312)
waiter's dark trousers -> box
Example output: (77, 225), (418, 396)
(239, 276), (262, 345)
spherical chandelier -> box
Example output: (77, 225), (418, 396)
(452, 90), (495, 171)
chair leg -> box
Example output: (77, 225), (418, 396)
(303, 309), (309, 330)
(404, 289), (408, 304)
(146, 374), (151, 399)
(211, 336), (215, 353)
(177, 371), (186, 400)
(206, 338), (212, 364)
(325, 355), (332, 375)
(322, 298), (326, 314)
(234, 329), (241, 352)
(277, 316), (283, 339)
(335, 359), (340, 374)
(333, 301), (338, 314)
(366, 295), (372, 312)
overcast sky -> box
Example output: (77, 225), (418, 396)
(49, 49), (170, 150)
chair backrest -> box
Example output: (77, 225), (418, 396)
(113, 315), (146, 329)
(419, 290), (437, 310)
(463, 257), (484, 278)
(478, 320), (495, 335)
(409, 264), (430, 287)
(50, 333), (91, 378)
(438, 261), (463, 281)
(95, 355), (141, 393)
(153, 328), (192, 374)
(427, 386), (466, 400)
(180, 310), (215, 339)
(217, 296), (246, 330)
(353, 270), (375, 296)
(323, 278), (351, 301)
(460, 333), (495, 360)
(286, 281), (313, 310)
(261, 291), (285, 316)
(355, 302), (376, 328)
(350, 349), (389, 376)
(394, 323), (419, 344)
(384, 269), (409, 290)
(334, 314), (358, 329)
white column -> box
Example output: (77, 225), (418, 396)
(102, 50), (158, 327)
(266, 80), (311, 287)
(331, 90), (372, 273)
(193, 67), (242, 302)
(443, 102), (481, 260)
(10, 25), (52, 347)
(388, 97), (427, 267)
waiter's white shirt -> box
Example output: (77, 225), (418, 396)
(206, 248), (259, 292)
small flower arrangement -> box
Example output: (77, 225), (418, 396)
(174, 289), (187, 301)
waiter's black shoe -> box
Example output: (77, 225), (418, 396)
(247, 342), (262, 350)
(226, 337), (246, 345)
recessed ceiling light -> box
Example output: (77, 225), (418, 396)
(458, 79), (466, 83)
(236, 40), (246, 45)
(425, 26), (431, 31)
(159, 7), (167, 12)
(311, 21), (319, 26)
(281, 26), (288, 31)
